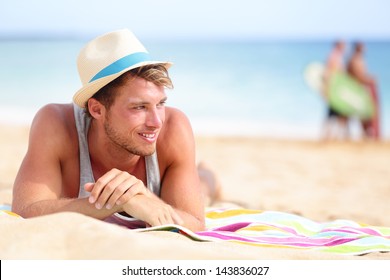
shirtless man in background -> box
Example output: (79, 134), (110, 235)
(347, 42), (380, 139)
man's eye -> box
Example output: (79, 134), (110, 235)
(158, 101), (166, 107)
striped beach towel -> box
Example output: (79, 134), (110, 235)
(138, 207), (390, 256)
(2, 205), (390, 255)
(202, 208), (390, 255)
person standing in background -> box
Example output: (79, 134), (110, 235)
(347, 42), (381, 140)
(322, 40), (350, 140)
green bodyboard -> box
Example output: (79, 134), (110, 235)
(328, 72), (374, 120)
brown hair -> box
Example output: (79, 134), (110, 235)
(85, 64), (173, 117)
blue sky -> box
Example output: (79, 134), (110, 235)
(0, 0), (389, 40)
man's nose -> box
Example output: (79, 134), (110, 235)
(145, 107), (163, 128)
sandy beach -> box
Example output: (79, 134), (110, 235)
(1, 123), (390, 260)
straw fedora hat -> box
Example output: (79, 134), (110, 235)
(73, 29), (172, 108)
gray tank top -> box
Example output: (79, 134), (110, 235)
(73, 103), (161, 198)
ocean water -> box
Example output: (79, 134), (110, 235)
(1, 39), (389, 140)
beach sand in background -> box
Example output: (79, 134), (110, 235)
(1, 124), (390, 259)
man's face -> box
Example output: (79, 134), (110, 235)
(102, 76), (167, 156)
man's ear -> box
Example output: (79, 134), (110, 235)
(87, 98), (104, 119)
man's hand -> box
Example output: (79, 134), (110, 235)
(85, 168), (146, 210)
(84, 168), (183, 227)
(122, 195), (184, 227)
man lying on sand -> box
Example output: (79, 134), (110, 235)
(12, 29), (220, 232)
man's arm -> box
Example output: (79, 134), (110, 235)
(12, 104), (122, 218)
(158, 108), (205, 232)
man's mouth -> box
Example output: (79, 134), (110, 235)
(139, 132), (157, 142)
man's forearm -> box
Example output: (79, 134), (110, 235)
(14, 197), (121, 220)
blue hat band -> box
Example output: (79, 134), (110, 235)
(89, 52), (151, 82)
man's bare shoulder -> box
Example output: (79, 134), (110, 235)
(29, 103), (77, 152)
(32, 103), (74, 129)
(33, 103), (72, 121)
(162, 107), (193, 136)
(157, 107), (195, 160)
(158, 107), (185, 148)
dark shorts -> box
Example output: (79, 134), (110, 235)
(327, 106), (343, 118)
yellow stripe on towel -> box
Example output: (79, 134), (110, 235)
(206, 208), (262, 219)
(240, 224), (286, 232)
(0, 210), (22, 218)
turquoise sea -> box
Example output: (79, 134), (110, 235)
(1, 39), (389, 140)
